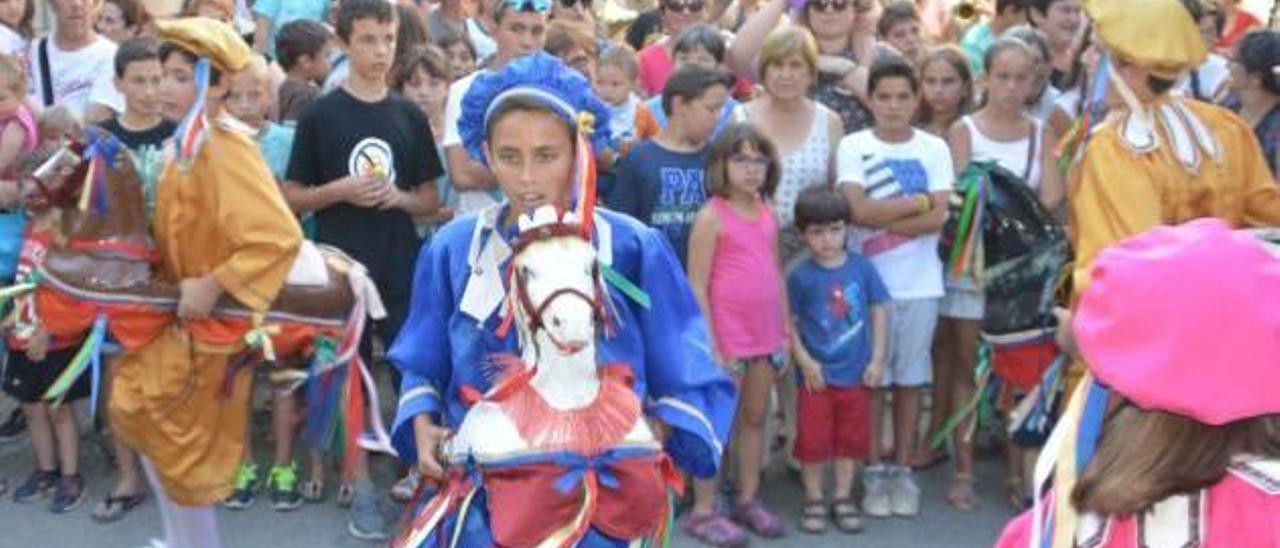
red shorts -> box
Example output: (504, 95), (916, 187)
(793, 386), (871, 463)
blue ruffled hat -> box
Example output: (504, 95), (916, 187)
(458, 52), (612, 166)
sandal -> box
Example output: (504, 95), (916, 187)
(92, 492), (147, 523)
(335, 482), (355, 508)
(300, 479), (324, 502)
(946, 473), (977, 511)
(911, 448), (950, 470)
(831, 498), (863, 534)
(1006, 477), (1026, 511)
(798, 501), (827, 534)
(729, 498), (786, 538)
(679, 512), (748, 547)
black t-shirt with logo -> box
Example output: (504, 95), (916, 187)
(98, 117), (177, 150)
(286, 87), (444, 302)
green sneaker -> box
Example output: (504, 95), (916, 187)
(266, 462), (303, 512)
(223, 463), (259, 510)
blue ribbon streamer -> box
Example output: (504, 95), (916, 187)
(86, 314), (107, 423)
(1075, 382), (1111, 474)
(483, 448), (658, 495)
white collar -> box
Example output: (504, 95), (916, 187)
(458, 204), (614, 324)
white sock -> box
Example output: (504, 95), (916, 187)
(140, 459), (222, 548)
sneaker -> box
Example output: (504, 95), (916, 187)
(50, 474), (86, 513)
(12, 469), (58, 503)
(347, 484), (388, 540)
(266, 462), (304, 512)
(729, 498), (786, 538)
(889, 467), (921, 517)
(861, 465), (891, 518)
(390, 469), (420, 503)
(223, 463), (259, 510)
(0, 409), (25, 442)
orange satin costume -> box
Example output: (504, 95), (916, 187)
(1068, 98), (1280, 301)
(108, 120), (302, 506)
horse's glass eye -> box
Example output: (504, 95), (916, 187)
(519, 265), (534, 281)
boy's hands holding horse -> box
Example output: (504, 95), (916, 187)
(177, 275), (223, 320)
(414, 414), (452, 479)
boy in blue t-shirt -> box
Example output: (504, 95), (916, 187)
(787, 185), (889, 535)
(607, 64), (734, 266)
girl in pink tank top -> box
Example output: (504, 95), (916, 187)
(685, 123), (788, 540)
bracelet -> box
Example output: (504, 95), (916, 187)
(915, 194), (932, 213)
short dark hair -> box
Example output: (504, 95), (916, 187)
(876, 1), (920, 38)
(867, 55), (919, 95)
(706, 123), (781, 200)
(158, 41), (222, 85)
(661, 64), (733, 116)
(1238, 30), (1280, 95)
(1025, 0), (1072, 16)
(391, 44), (451, 92)
(625, 11), (663, 51)
(336, 0), (397, 42)
(995, 0), (1025, 16)
(673, 25), (726, 64)
(794, 185), (850, 230)
(275, 19), (331, 71)
(437, 33), (478, 64)
(114, 36), (160, 78)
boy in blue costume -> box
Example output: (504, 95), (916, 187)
(388, 52), (736, 546)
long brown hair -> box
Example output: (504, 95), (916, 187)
(915, 45), (974, 128)
(1072, 404), (1280, 516)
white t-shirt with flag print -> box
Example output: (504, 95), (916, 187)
(836, 128), (953, 301)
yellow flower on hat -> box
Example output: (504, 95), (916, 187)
(577, 111), (596, 137)
(154, 17), (254, 74)
(1085, 0), (1208, 80)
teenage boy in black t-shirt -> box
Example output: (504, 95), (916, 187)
(282, 0), (442, 540)
(100, 37), (176, 151)
(90, 35), (175, 525)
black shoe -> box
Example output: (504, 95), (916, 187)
(0, 409), (26, 442)
(13, 469), (58, 503)
(50, 474), (86, 514)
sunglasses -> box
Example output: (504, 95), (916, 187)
(663, 0), (705, 14)
(503, 0), (552, 14)
(808, 0), (850, 12)
(559, 0), (592, 8)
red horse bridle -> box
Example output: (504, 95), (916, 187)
(503, 223), (610, 355)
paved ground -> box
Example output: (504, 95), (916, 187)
(0, 399), (1012, 548)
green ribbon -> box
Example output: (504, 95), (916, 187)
(929, 341), (993, 450)
(600, 263), (650, 310)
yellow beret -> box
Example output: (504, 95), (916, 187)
(154, 17), (254, 74)
(1086, 0), (1208, 80)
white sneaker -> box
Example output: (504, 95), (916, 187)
(890, 467), (921, 517)
(861, 466), (892, 518)
(390, 469), (421, 503)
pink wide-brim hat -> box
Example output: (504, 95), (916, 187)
(1074, 218), (1280, 425)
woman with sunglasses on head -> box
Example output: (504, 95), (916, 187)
(637, 0), (711, 97)
(731, 0), (891, 135)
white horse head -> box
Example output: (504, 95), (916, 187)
(507, 206), (606, 409)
